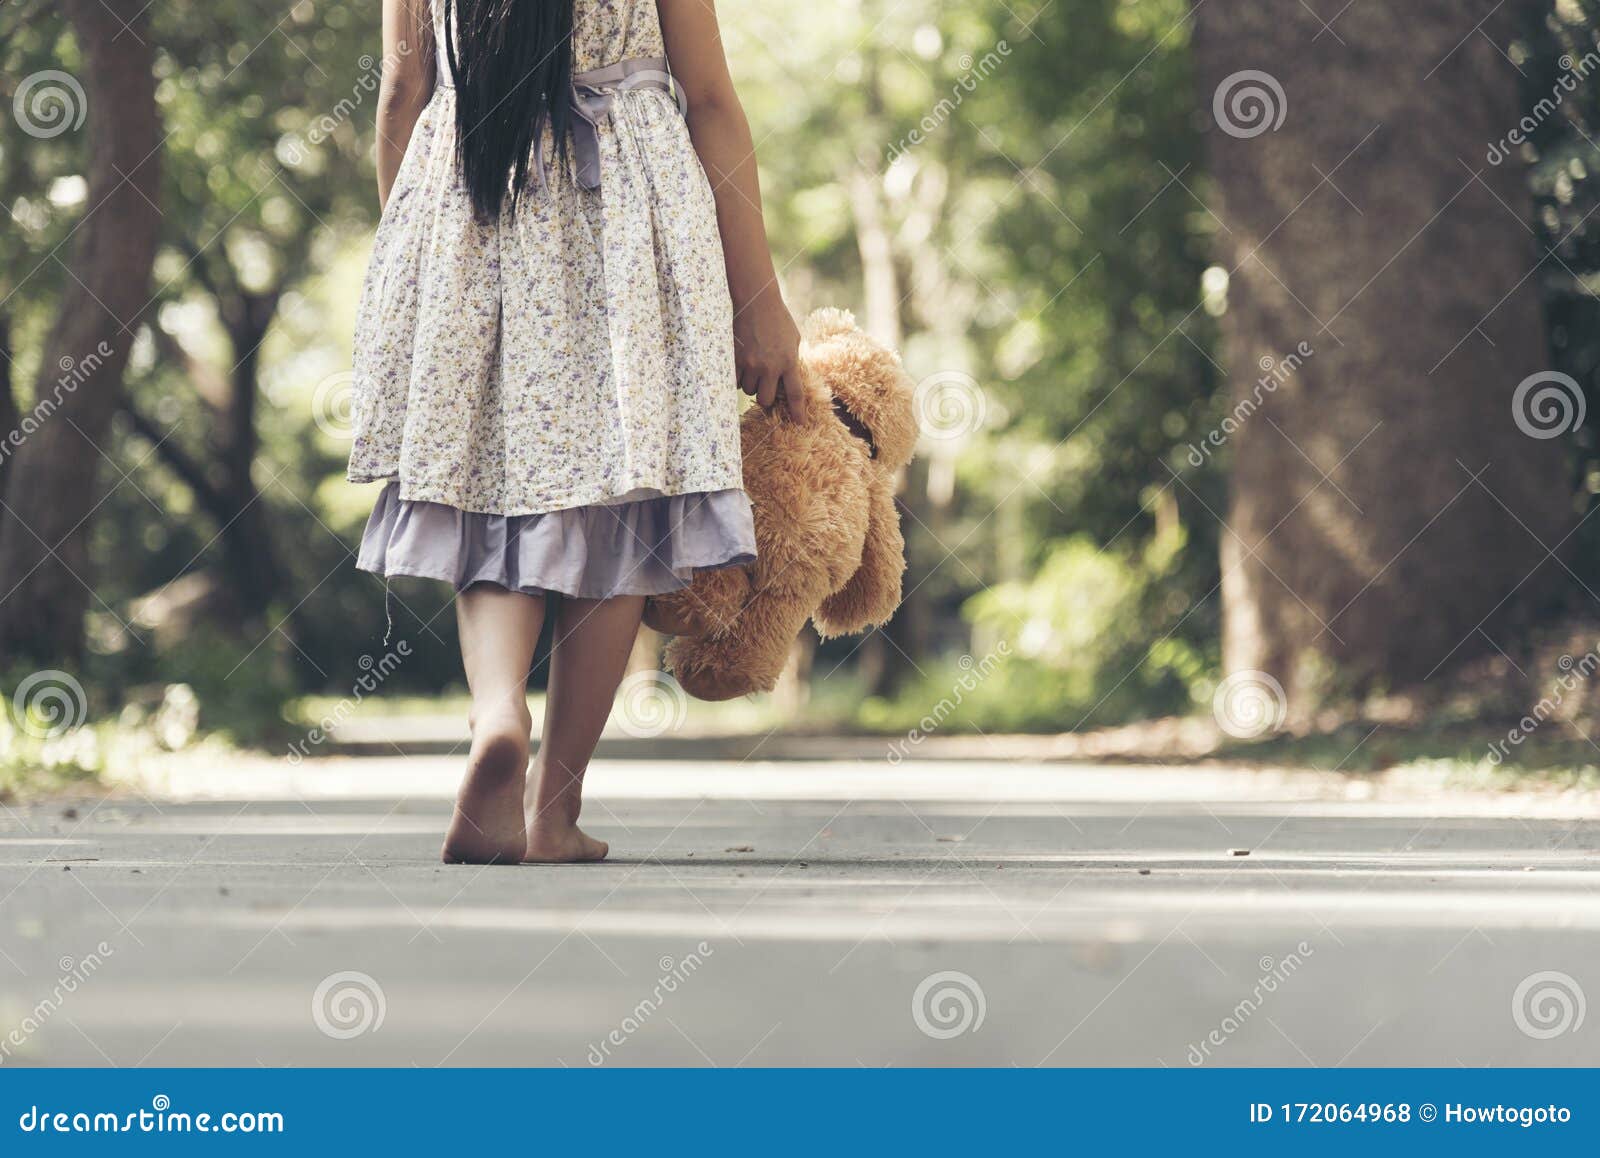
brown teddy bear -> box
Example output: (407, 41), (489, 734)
(643, 308), (919, 700)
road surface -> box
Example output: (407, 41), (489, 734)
(1, 757), (1596, 1066)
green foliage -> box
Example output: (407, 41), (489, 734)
(10, 0), (1592, 751)
(961, 532), (1206, 728)
(1519, 3), (1600, 579)
(0, 680), (202, 798)
(0, 0), (1225, 744)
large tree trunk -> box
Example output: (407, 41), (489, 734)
(1193, 0), (1570, 708)
(0, 0), (161, 665)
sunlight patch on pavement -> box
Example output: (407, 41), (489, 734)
(117, 755), (1600, 817)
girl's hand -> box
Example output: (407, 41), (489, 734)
(734, 292), (807, 422)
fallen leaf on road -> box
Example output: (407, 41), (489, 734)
(725, 845), (754, 853)
(1229, 848), (1251, 857)
(936, 834), (965, 843)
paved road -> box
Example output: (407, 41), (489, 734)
(1, 758), (1598, 1066)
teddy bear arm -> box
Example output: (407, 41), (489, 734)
(812, 477), (906, 639)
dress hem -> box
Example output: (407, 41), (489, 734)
(354, 481), (756, 600)
(356, 554), (754, 601)
(344, 470), (747, 518)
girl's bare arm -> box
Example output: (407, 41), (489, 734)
(659, 0), (806, 421)
(376, 0), (436, 209)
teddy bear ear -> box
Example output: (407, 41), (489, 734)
(803, 307), (861, 345)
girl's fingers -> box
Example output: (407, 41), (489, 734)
(780, 366), (807, 422)
(754, 372), (779, 411)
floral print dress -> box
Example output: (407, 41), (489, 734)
(348, 0), (755, 598)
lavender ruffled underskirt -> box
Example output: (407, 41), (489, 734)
(357, 482), (756, 599)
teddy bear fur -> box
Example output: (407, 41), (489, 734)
(643, 308), (919, 700)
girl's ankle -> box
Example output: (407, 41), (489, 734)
(471, 704), (532, 740)
(527, 803), (581, 834)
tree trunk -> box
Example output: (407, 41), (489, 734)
(846, 40), (929, 699)
(0, 313), (16, 498)
(1192, 0), (1570, 707)
(772, 626), (816, 718)
(125, 302), (286, 631)
(212, 303), (285, 624)
(0, 0), (161, 666)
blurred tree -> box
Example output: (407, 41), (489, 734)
(981, 0), (1219, 722)
(1519, 1), (1600, 577)
(1193, 0), (1572, 708)
(0, 0), (162, 666)
(729, 0), (1218, 714)
(115, 0), (381, 634)
(0, 0), (75, 495)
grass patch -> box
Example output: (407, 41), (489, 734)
(289, 678), (864, 740)
(1213, 720), (1600, 786)
(1, 724), (107, 802)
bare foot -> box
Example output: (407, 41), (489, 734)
(524, 823), (609, 864)
(442, 721), (530, 865)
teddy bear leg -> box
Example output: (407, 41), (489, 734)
(663, 584), (812, 700)
(643, 564), (753, 637)
(813, 477), (906, 638)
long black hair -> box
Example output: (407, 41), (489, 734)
(443, 0), (574, 219)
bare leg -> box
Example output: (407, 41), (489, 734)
(524, 593), (645, 863)
(443, 583), (545, 865)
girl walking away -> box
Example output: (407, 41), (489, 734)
(348, 0), (806, 864)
